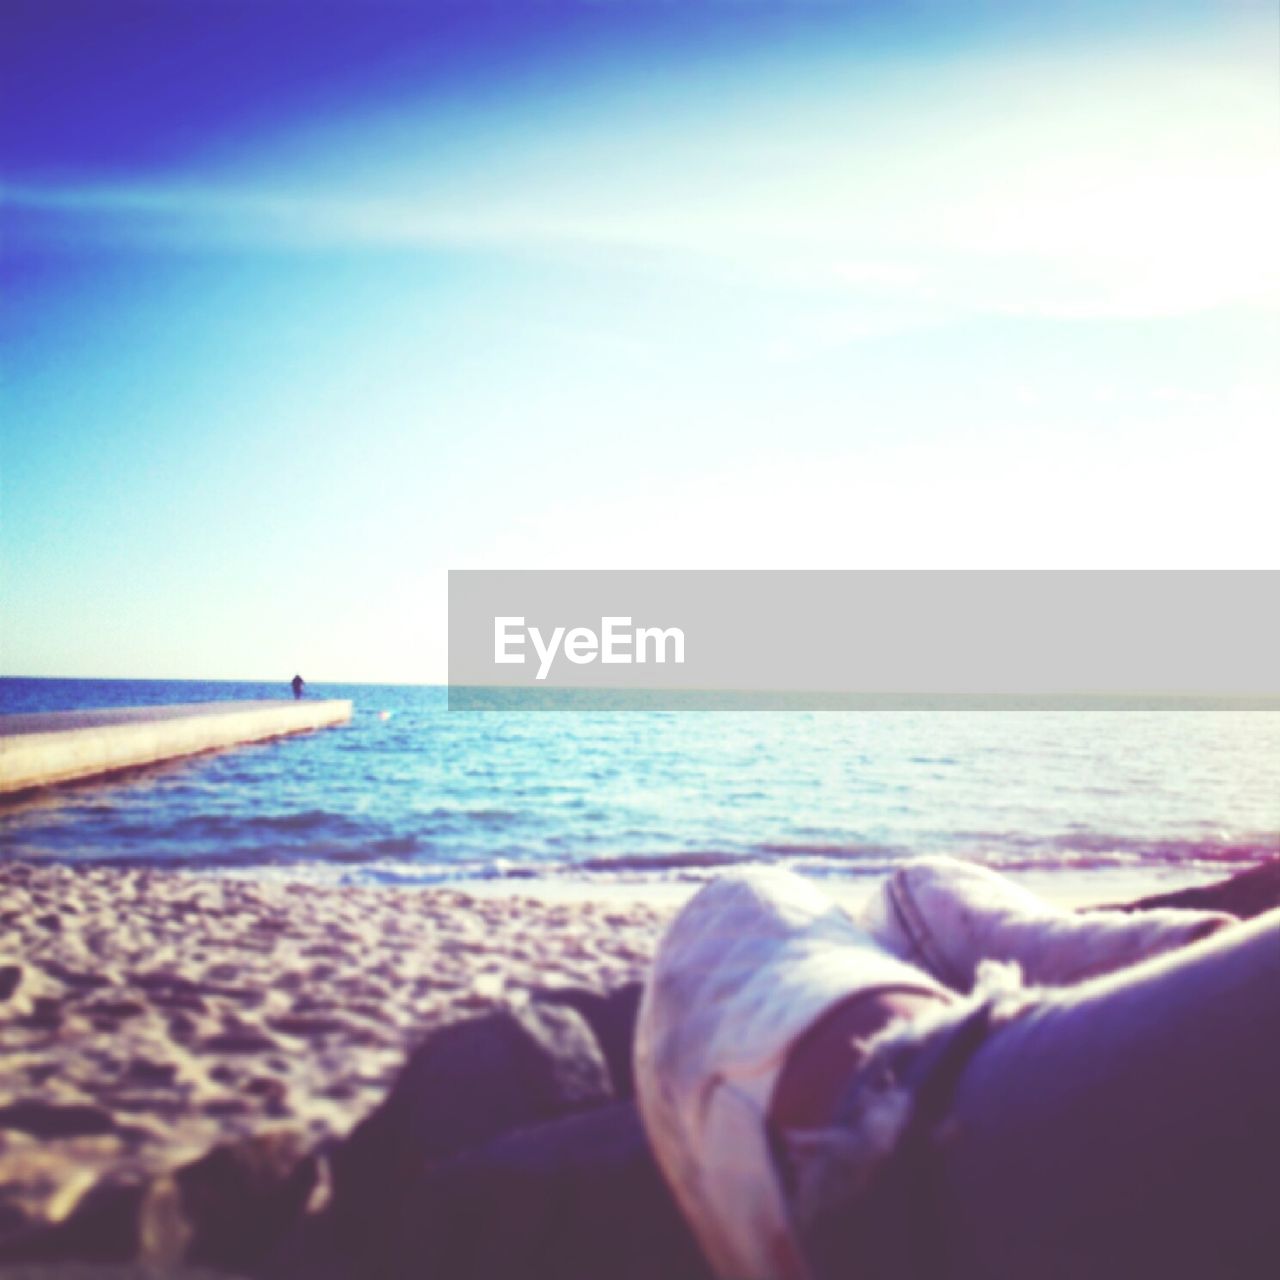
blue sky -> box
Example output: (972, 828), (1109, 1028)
(2, 1), (1277, 682)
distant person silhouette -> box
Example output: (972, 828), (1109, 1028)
(291, 674), (305, 700)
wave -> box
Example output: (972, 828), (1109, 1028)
(959, 832), (1279, 870)
(578, 850), (754, 873)
(12, 828), (1274, 882)
(570, 834), (1279, 881)
(757, 841), (912, 861)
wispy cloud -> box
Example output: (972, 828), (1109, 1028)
(5, 25), (1278, 331)
(1, 181), (533, 251)
(7, 168), (1277, 332)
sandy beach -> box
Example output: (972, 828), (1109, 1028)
(0, 863), (672, 1239)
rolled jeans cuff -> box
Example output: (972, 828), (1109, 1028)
(781, 973), (1028, 1280)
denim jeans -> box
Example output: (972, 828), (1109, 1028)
(924, 907), (1280, 1279)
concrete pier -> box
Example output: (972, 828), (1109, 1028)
(0, 700), (353, 796)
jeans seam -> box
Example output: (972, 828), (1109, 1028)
(890, 876), (967, 990)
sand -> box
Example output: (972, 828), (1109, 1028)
(0, 863), (672, 1234)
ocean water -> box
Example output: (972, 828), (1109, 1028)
(1, 678), (1276, 892)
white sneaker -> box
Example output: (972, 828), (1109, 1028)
(859, 856), (1233, 992)
(634, 869), (947, 1280)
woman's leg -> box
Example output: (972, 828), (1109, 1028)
(929, 909), (1280, 1279)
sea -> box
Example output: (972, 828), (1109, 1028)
(1, 678), (1276, 899)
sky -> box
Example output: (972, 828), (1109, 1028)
(2, 0), (1277, 682)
